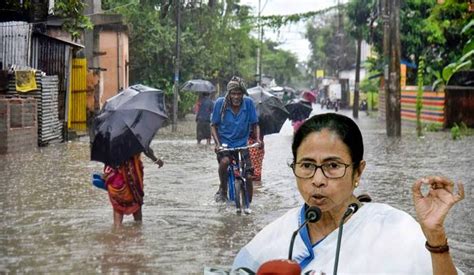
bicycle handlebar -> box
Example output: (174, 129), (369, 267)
(217, 143), (260, 152)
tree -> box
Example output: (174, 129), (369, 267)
(346, 0), (373, 119)
(54, 0), (93, 41)
(1, 0), (92, 41)
(368, 0), (473, 86)
(306, 12), (356, 77)
(261, 41), (300, 86)
(423, 0), (474, 88)
(103, 0), (303, 118)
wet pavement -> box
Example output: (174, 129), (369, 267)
(1, 105), (473, 274)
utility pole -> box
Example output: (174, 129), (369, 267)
(353, 38), (361, 119)
(381, 0), (390, 125)
(389, 0), (401, 136)
(259, 23), (263, 85)
(256, 0), (261, 85)
(172, 0), (181, 132)
(336, 0), (344, 76)
(382, 0), (401, 137)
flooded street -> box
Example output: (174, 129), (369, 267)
(1, 106), (473, 274)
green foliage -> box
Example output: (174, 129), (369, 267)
(431, 18), (474, 89)
(178, 92), (197, 119)
(451, 123), (462, 140)
(360, 77), (379, 94)
(450, 122), (473, 139)
(259, 6), (337, 30)
(399, 0), (436, 59)
(346, 0), (372, 40)
(424, 123), (442, 132)
(369, 0), (436, 66)
(306, 12), (357, 76)
(104, 0), (303, 117)
(262, 41), (300, 85)
(366, 91), (379, 111)
(424, 1), (474, 88)
(3, 0), (92, 40)
(54, 0), (93, 41)
(423, 0), (469, 45)
(366, 0), (474, 87)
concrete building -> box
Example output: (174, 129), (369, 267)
(84, 0), (129, 108)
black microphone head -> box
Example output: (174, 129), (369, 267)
(305, 206), (322, 223)
(348, 203), (359, 214)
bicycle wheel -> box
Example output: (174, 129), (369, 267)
(244, 179), (252, 207)
(234, 178), (243, 212)
(239, 151), (252, 211)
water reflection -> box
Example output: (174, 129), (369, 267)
(0, 108), (472, 273)
(97, 225), (150, 274)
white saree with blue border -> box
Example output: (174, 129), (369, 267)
(232, 202), (464, 274)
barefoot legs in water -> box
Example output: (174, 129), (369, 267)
(113, 210), (124, 228)
(113, 208), (142, 227)
(133, 208), (142, 222)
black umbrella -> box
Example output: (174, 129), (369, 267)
(285, 100), (313, 121)
(91, 84), (168, 167)
(247, 86), (289, 136)
(181, 79), (216, 93)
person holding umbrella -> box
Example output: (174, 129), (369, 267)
(286, 97), (313, 133)
(211, 76), (261, 203)
(195, 93), (214, 145)
(104, 149), (163, 228)
(181, 79), (217, 145)
(91, 85), (168, 227)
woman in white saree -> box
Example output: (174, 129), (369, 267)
(232, 113), (464, 274)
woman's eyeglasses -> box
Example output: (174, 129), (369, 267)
(290, 161), (352, 179)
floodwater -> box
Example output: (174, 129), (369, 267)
(1, 106), (473, 274)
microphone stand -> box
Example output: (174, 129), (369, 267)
(256, 207), (321, 275)
(333, 204), (358, 275)
(288, 206), (322, 261)
(288, 220), (309, 261)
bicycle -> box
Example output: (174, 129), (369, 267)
(217, 143), (259, 214)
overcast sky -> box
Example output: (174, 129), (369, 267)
(241, 0), (341, 62)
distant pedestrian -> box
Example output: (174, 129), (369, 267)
(195, 93), (214, 144)
(290, 99), (312, 133)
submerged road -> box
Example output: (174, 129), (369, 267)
(1, 106), (473, 273)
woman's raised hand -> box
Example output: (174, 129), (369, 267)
(154, 159), (164, 168)
(412, 176), (464, 244)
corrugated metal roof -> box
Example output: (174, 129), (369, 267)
(33, 32), (84, 48)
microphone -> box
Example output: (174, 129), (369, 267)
(254, 207), (321, 275)
(288, 206), (322, 260)
(333, 203), (359, 275)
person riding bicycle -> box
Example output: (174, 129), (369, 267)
(211, 76), (261, 204)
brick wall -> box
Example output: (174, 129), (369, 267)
(0, 97), (38, 154)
